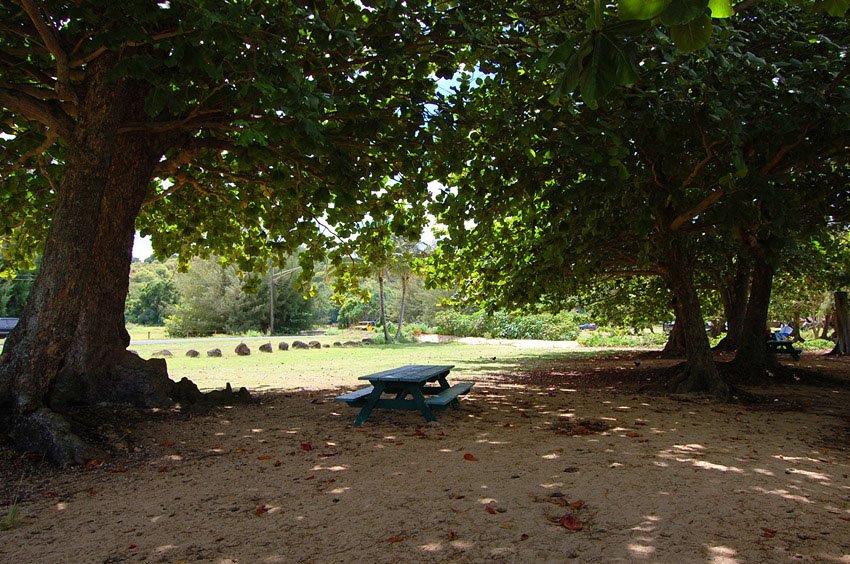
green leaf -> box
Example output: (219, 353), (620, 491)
(670, 13), (713, 52)
(708, 0), (735, 18)
(815, 0), (850, 17)
(619, 0), (671, 20)
(661, 0), (709, 26)
(605, 19), (653, 37)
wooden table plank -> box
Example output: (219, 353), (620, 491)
(358, 364), (454, 383)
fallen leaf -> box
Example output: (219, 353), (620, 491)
(570, 499), (585, 510)
(255, 504), (268, 516)
(110, 466), (128, 474)
(129, 544), (137, 550)
(486, 505), (497, 515)
(625, 432), (642, 438)
(520, 534), (529, 541)
(257, 455), (272, 460)
(463, 453), (478, 462)
(304, 475), (315, 480)
(761, 527), (777, 538)
(89, 489), (97, 497)
(157, 466), (169, 473)
(447, 530), (458, 540)
(301, 442), (313, 451)
(559, 514), (584, 531)
(839, 516), (850, 522)
(274, 460), (282, 467)
(386, 536), (404, 543)
(84, 459), (104, 471)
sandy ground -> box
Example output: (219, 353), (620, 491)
(1, 353), (849, 563)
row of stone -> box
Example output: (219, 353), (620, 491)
(152, 338), (375, 358)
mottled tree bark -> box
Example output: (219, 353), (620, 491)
(733, 251), (778, 377)
(662, 241), (730, 399)
(714, 258), (750, 351)
(0, 62), (176, 465)
(829, 291), (849, 355)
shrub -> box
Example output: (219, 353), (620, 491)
(435, 310), (581, 341)
(799, 338), (834, 350)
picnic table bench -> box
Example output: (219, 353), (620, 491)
(766, 338), (802, 360)
(335, 365), (473, 426)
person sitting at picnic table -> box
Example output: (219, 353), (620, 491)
(775, 323), (794, 341)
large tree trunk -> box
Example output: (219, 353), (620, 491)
(0, 62), (176, 465)
(829, 291), (849, 355)
(395, 273), (409, 342)
(714, 258), (750, 351)
(661, 301), (686, 357)
(662, 241), (730, 399)
(733, 251), (777, 377)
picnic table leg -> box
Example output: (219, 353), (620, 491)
(353, 383), (386, 426)
(408, 384), (437, 422)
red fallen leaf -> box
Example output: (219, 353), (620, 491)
(111, 466), (128, 473)
(570, 499), (585, 510)
(257, 455), (272, 460)
(84, 459), (104, 471)
(301, 442), (313, 451)
(447, 530), (458, 540)
(520, 534), (529, 541)
(129, 544), (137, 550)
(256, 503), (268, 515)
(559, 514), (584, 531)
(463, 453), (478, 462)
(486, 505), (497, 515)
(89, 489), (97, 497)
(761, 527), (777, 538)
(386, 536), (404, 543)
(274, 460), (282, 467)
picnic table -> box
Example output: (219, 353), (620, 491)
(335, 365), (473, 426)
(766, 339), (802, 360)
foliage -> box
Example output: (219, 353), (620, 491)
(0, 270), (36, 318)
(164, 257), (314, 337)
(125, 259), (179, 325)
(576, 331), (669, 347)
(435, 309), (582, 341)
(799, 338), (835, 350)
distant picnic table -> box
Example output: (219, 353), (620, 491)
(335, 365), (473, 426)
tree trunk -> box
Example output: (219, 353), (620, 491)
(829, 291), (849, 355)
(0, 62), (176, 465)
(713, 258), (750, 351)
(662, 241), (729, 398)
(661, 314), (686, 357)
(378, 271), (391, 343)
(395, 273), (409, 341)
(733, 252), (778, 377)
(821, 312), (832, 340)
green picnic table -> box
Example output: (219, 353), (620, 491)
(335, 364), (474, 426)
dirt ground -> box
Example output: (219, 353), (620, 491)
(1, 352), (849, 563)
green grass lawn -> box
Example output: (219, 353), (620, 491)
(129, 338), (607, 392)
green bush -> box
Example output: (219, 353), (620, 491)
(577, 332), (667, 347)
(435, 310), (581, 341)
(799, 338), (834, 350)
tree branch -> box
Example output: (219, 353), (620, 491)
(0, 87), (73, 136)
(669, 190), (724, 232)
(759, 123), (812, 177)
(18, 0), (77, 104)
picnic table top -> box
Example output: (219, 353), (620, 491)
(358, 364), (455, 383)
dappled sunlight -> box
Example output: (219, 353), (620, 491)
(310, 464), (348, 472)
(751, 486), (813, 504)
(707, 545), (740, 564)
(786, 468), (831, 481)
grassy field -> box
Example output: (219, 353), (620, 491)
(129, 336), (606, 392)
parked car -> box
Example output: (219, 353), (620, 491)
(0, 318), (18, 338)
(579, 323), (598, 331)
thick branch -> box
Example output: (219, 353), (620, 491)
(759, 123), (812, 177)
(18, 0), (77, 104)
(669, 190), (724, 232)
(0, 87), (73, 136)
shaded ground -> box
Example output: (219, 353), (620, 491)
(1, 351), (849, 563)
